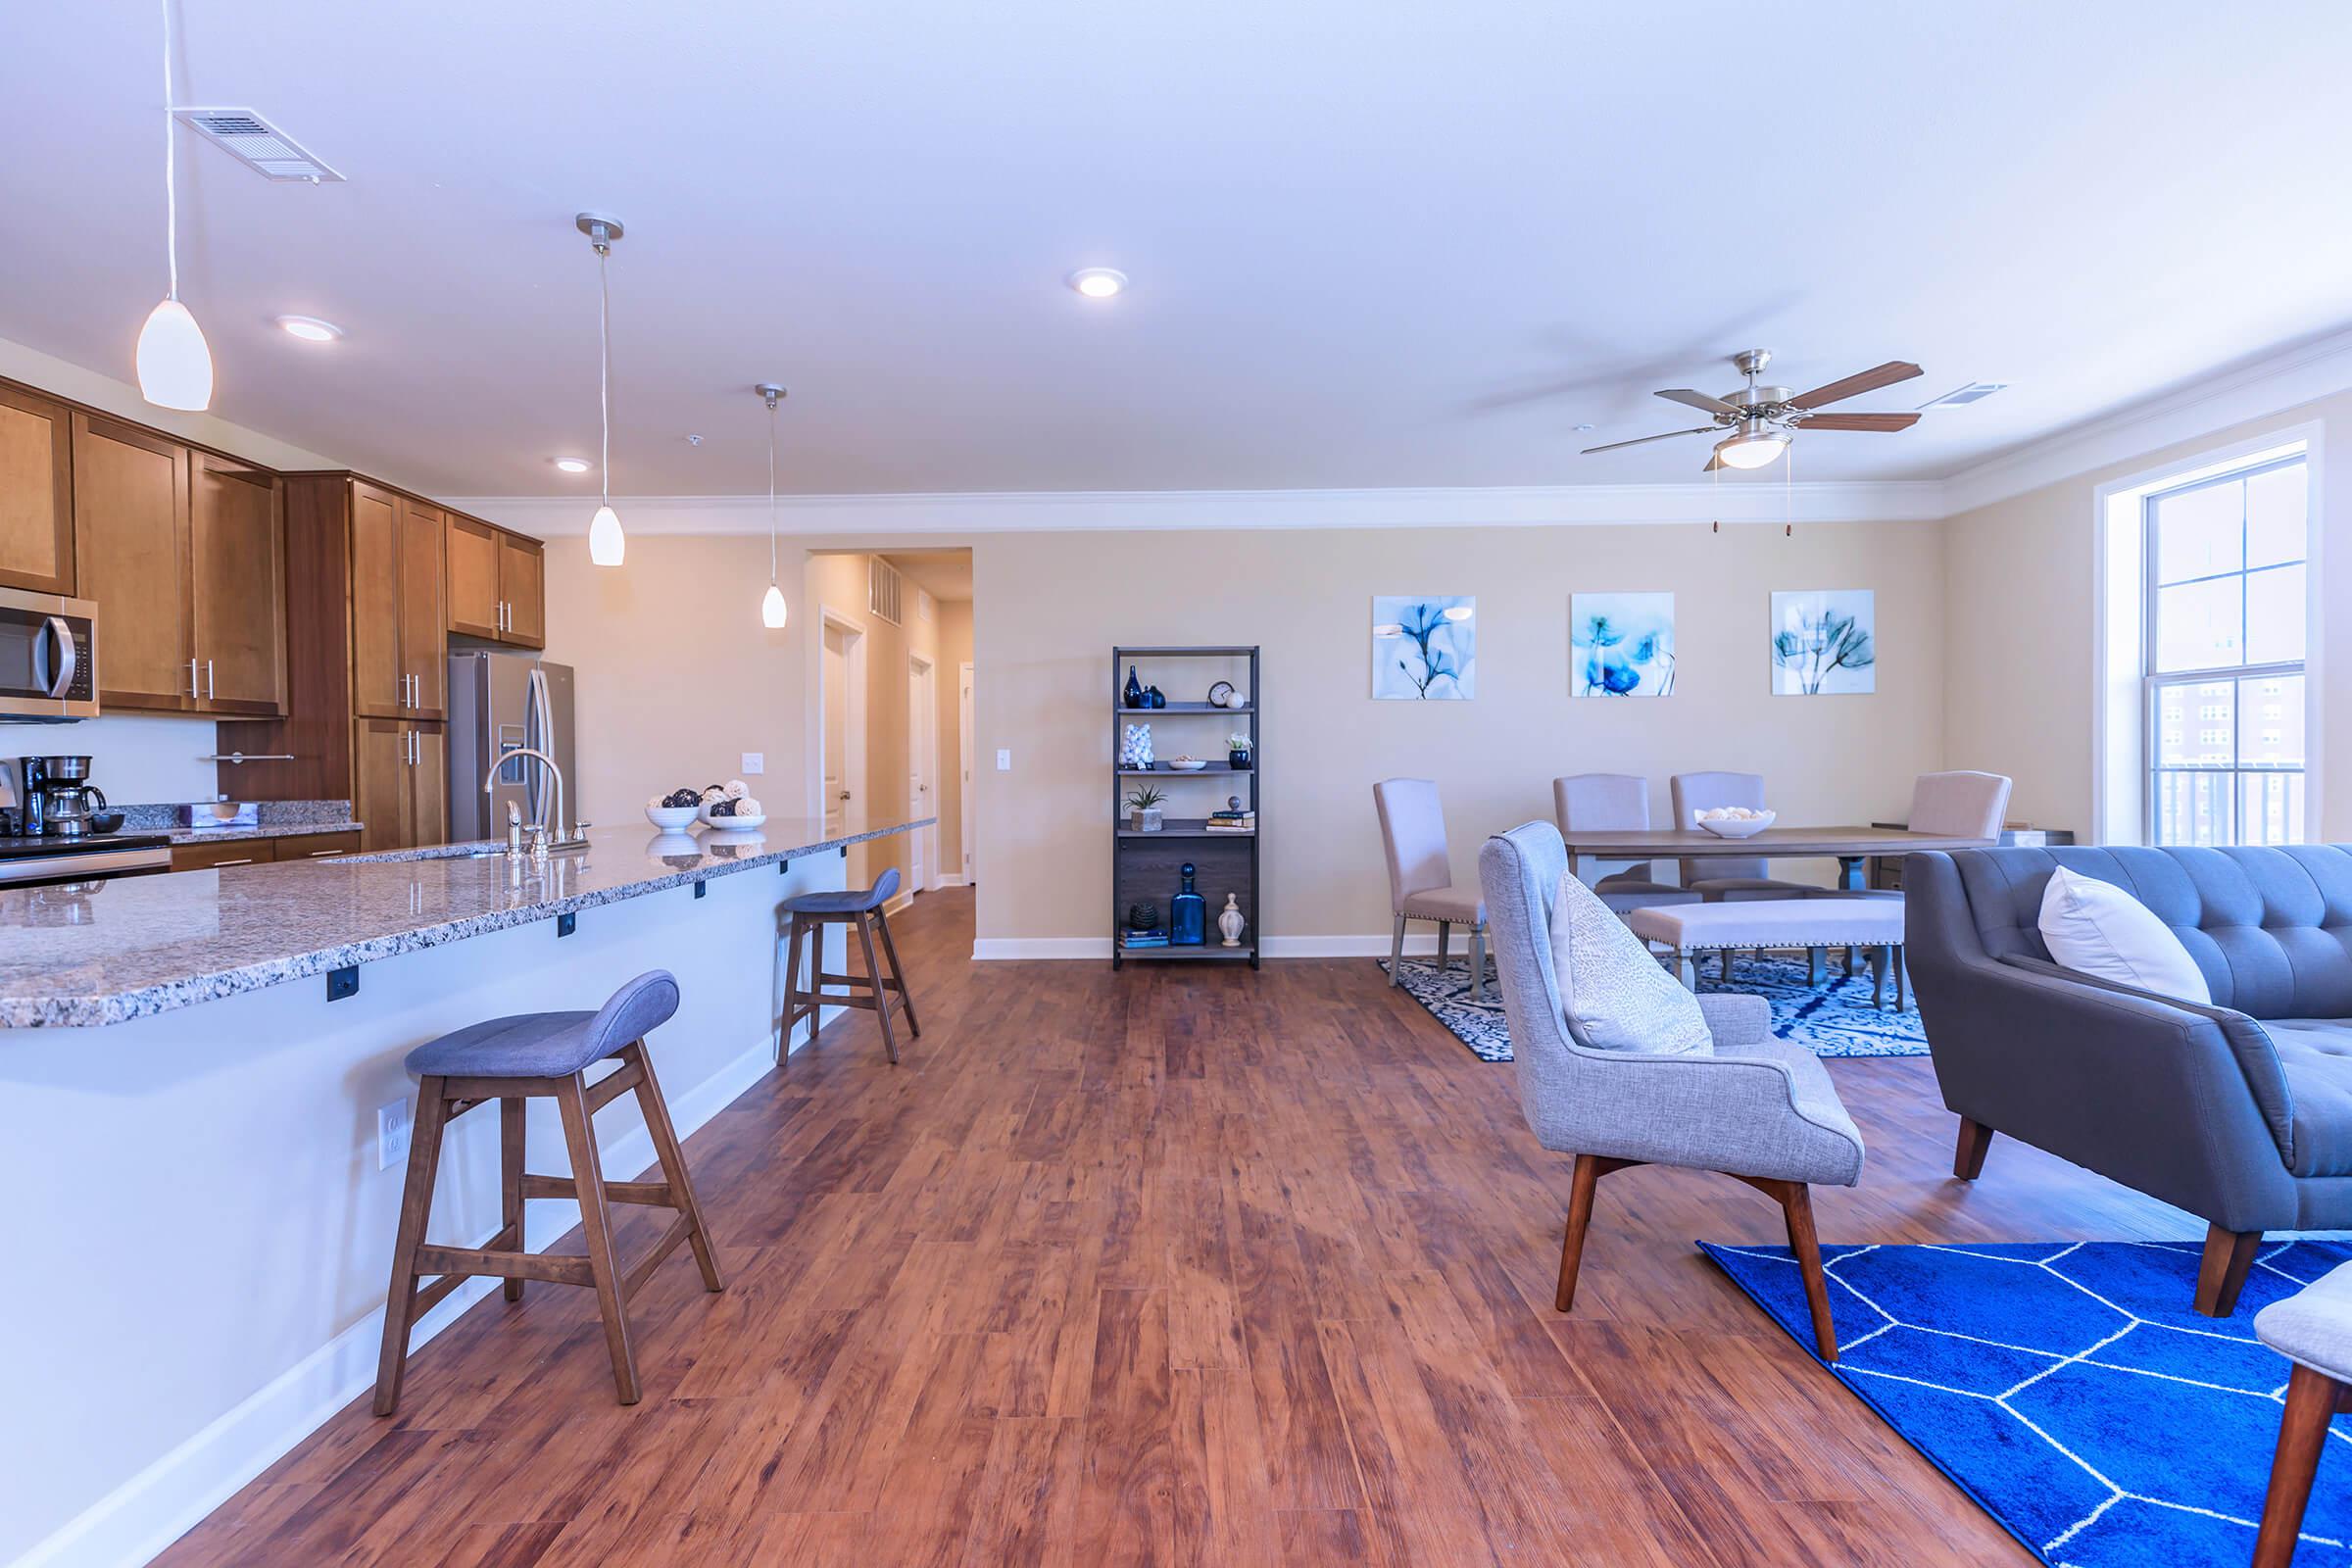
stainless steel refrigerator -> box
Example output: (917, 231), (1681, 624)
(447, 652), (575, 841)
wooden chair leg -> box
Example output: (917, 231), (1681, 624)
(1806, 946), (1825, 987)
(1436, 921), (1451, 970)
(500, 1095), (526, 1303)
(626, 1043), (726, 1293)
(553, 1073), (641, 1403)
(1388, 915), (1406, 984)
(873, 905), (921, 1038)
(780, 912), (808, 1056)
(1466, 924), (1487, 1004)
(1896, 951), (1909, 1011)
(1556, 1153), (1605, 1312)
(1778, 1182), (1839, 1362)
(854, 913), (900, 1064)
(2255, 1362), (2345, 1568)
(1719, 948), (1735, 983)
(1953, 1117), (1994, 1180)
(2194, 1223), (2263, 1317)
(372, 1078), (452, 1416)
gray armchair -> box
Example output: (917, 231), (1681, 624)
(1908, 844), (2352, 1317)
(1480, 821), (1866, 1359)
(1375, 778), (1488, 1004)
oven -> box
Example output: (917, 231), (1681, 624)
(0, 586), (99, 721)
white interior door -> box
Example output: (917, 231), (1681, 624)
(958, 661), (975, 884)
(822, 624), (850, 838)
(907, 656), (935, 891)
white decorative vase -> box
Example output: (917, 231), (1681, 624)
(1217, 893), (1246, 948)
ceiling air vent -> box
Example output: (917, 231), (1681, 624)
(1916, 381), (2009, 410)
(172, 108), (344, 182)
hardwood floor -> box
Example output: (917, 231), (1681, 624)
(154, 885), (2191, 1566)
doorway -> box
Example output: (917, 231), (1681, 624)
(907, 654), (937, 892)
(819, 611), (866, 871)
(957, 660), (975, 885)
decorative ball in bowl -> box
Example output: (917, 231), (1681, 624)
(1693, 808), (1775, 839)
(645, 805), (700, 831)
(699, 800), (766, 832)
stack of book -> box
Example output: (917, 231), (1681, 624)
(1204, 807), (1255, 835)
(1121, 927), (1171, 949)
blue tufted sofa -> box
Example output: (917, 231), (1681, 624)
(1906, 844), (2352, 1316)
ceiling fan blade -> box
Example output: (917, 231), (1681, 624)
(1581, 425), (1716, 455)
(1702, 451), (1724, 472)
(1794, 412), (1922, 432)
(1656, 387), (1739, 416)
(1790, 361), (1923, 409)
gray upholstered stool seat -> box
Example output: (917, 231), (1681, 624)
(2257, 1260), (2352, 1380)
(781, 865), (901, 916)
(781, 866), (920, 1063)
(404, 972), (681, 1078)
(2250, 1259), (2352, 1565)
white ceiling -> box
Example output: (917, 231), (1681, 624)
(883, 551), (974, 604)
(5, 1), (2350, 499)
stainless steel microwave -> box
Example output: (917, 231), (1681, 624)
(0, 586), (98, 721)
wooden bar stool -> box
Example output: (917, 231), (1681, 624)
(781, 865), (921, 1064)
(372, 970), (726, 1415)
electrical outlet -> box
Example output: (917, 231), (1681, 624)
(997, 749), (1011, 770)
(741, 752), (764, 775)
(377, 1099), (412, 1171)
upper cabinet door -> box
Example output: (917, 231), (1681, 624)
(445, 515), (500, 638)
(497, 532), (544, 648)
(72, 413), (193, 711)
(349, 482), (404, 718)
(0, 384), (75, 595)
(398, 497), (449, 716)
(189, 455), (287, 714)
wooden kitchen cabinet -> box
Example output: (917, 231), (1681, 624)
(189, 454), (287, 714)
(355, 718), (446, 853)
(171, 838), (274, 872)
(496, 531), (544, 648)
(0, 382), (74, 595)
(349, 482), (404, 718)
(72, 413), (193, 710)
(446, 516), (501, 638)
(399, 498), (449, 715)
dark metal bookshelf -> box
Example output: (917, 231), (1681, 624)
(1112, 645), (1259, 969)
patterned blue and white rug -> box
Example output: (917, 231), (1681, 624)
(1380, 953), (1927, 1062)
(1704, 1238), (2352, 1567)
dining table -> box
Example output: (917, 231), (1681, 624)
(1556, 825), (2000, 891)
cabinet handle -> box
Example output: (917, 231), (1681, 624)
(189, 658), (200, 698)
(205, 659), (215, 700)
(213, 858), (257, 868)
(307, 847), (344, 858)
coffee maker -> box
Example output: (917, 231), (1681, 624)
(17, 755), (107, 838)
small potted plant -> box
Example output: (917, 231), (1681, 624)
(1227, 732), (1253, 769)
(1126, 784), (1167, 832)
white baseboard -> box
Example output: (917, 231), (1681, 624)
(932, 874), (967, 889)
(972, 933), (1457, 960)
(20, 1022), (803, 1568)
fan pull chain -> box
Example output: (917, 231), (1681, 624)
(1784, 439), (1793, 537)
(1711, 455), (1720, 533)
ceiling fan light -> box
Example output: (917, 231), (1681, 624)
(137, 298), (213, 411)
(588, 504), (625, 566)
(1714, 429), (1788, 470)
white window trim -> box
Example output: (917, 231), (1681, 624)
(2091, 420), (2324, 846)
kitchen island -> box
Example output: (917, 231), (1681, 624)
(0, 816), (930, 1568)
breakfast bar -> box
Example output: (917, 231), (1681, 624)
(0, 817), (926, 1567)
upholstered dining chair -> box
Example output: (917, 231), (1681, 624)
(1375, 777), (1489, 1004)
(1551, 773), (1701, 916)
(1669, 770), (1822, 901)
(1479, 819), (1866, 1360)
(1813, 770), (2013, 902)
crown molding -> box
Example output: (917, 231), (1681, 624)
(446, 478), (1947, 538)
(1940, 323), (2352, 514)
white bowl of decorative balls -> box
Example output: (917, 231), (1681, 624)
(645, 791), (702, 831)
(1693, 807), (1776, 838)
(698, 780), (766, 833)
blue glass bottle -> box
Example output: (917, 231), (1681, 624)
(1124, 665), (1146, 709)
(1170, 862), (1207, 946)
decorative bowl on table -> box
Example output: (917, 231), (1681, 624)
(1694, 808), (1775, 839)
(1166, 757), (1209, 772)
(699, 805), (766, 832)
(646, 805), (700, 831)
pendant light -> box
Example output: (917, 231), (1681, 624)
(137, 0), (212, 411)
(755, 382), (789, 628)
(576, 213), (626, 566)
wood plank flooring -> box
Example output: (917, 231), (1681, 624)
(153, 886), (2192, 1566)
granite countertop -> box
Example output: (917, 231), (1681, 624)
(119, 800), (364, 846)
(0, 817), (932, 1029)
(165, 820), (365, 846)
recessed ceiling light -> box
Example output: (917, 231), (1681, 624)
(552, 458), (592, 474)
(1067, 268), (1128, 299)
(275, 315), (343, 343)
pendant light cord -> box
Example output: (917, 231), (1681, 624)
(597, 240), (612, 509)
(160, 0), (177, 301)
(767, 395), (779, 583)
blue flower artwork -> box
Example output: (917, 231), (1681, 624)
(1771, 589), (1877, 694)
(1371, 596), (1475, 699)
(1572, 592), (1675, 697)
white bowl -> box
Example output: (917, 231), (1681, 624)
(1166, 759), (1209, 771)
(700, 807), (766, 832)
(1695, 809), (1775, 839)
(646, 805), (700, 830)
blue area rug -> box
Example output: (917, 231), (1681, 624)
(1381, 953), (1926, 1062)
(1702, 1238), (2352, 1567)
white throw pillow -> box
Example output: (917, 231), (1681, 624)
(2037, 865), (2212, 1004)
(1548, 869), (1713, 1055)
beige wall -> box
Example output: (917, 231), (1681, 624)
(1942, 389), (2349, 841)
(971, 520), (1948, 947)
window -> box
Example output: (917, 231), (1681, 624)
(2144, 456), (2307, 846)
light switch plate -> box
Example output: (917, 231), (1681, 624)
(377, 1099), (412, 1171)
(996, 749), (1011, 770)
(741, 753), (764, 775)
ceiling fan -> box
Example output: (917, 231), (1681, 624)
(1582, 349), (1923, 470)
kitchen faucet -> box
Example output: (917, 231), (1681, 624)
(483, 748), (587, 852)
